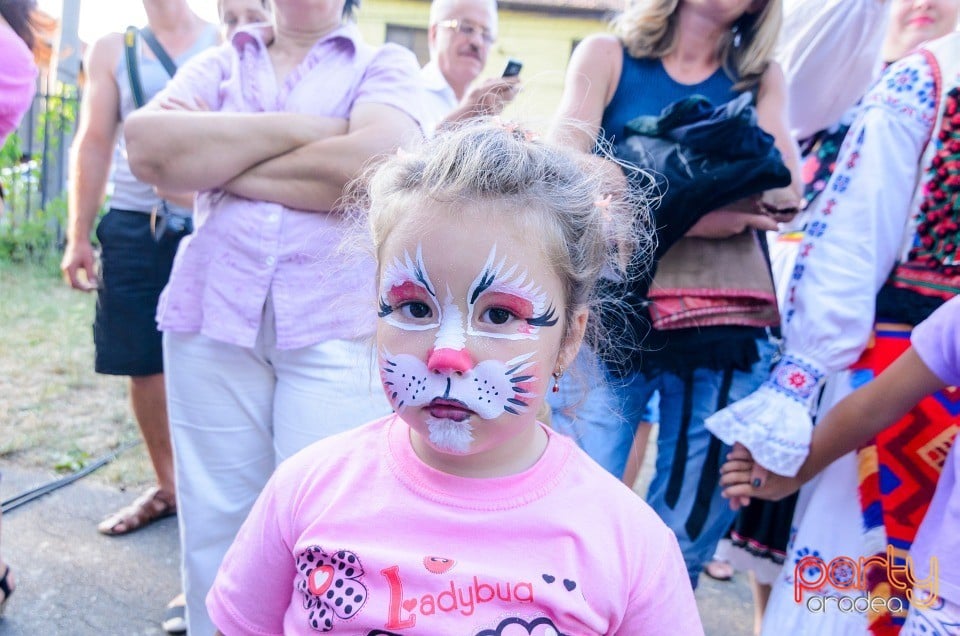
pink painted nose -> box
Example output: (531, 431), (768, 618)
(427, 348), (474, 374)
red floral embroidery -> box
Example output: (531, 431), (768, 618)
(788, 371), (808, 389)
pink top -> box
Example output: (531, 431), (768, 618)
(155, 25), (424, 348)
(207, 415), (703, 635)
(0, 24), (37, 144)
(909, 296), (960, 603)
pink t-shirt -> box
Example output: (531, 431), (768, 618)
(0, 23), (37, 144)
(154, 24), (424, 349)
(207, 415), (703, 635)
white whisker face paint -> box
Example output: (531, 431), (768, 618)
(467, 246), (559, 341)
(377, 241), (552, 438)
(425, 416), (474, 453)
(379, 350), (539, 418)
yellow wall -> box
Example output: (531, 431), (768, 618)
(356, 0), (612, 128)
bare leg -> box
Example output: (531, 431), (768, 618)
(704, 538), (735, 581)
(129, 373), (176, 494)
(97, 374), (177, 536)
(621, 422), (653, 488)
(750, 571), (771, 636)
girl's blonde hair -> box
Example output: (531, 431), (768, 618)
(611, 0), (782, 91)
(359, 120), (652, 346)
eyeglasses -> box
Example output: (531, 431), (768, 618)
(436, 19), (495, 45)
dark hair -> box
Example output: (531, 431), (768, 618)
(0, 0), (38, 51)
(343, 0), (359, 20)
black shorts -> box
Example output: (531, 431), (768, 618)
(93, 208), (190, 376)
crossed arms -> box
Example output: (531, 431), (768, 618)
(125, 101), (419, 212)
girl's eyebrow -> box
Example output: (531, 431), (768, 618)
(413, 262), (434, 297)
(469, 247), (551, 313)
(471, 269), (495, 304)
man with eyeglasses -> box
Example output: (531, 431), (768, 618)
(421, 0), (520, 136)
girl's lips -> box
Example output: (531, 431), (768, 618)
(426, 398), (473, 422)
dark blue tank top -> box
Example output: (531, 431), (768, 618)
(600, 50), (738, 146)
(598, 49), (764, 376)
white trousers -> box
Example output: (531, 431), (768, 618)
(164, 320), (391, 636)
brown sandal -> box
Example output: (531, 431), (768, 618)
(98, 486), (177, 536)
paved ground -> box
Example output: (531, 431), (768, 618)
(1, 464), (755, 636)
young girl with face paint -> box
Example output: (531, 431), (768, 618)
(205, 121), (704, 636)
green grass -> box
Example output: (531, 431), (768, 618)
(0, 260), (152, 486)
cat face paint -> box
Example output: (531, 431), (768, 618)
(375, 212), (567, 461)
(380, 348), (537, 419)
(378, 244), (440, 332)
(467, 246), (559, 341)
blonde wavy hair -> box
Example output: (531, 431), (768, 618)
(611, 0), (782, 91)
(357, 119), (653, 348)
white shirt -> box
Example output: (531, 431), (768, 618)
(706, 51), (939, 476)
(419, 61), (458, 137)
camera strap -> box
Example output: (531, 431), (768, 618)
(124, 26), (178, 109)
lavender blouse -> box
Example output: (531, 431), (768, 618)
(154, 24), (424, 349)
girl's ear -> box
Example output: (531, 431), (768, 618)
(559, 307), (588, 371)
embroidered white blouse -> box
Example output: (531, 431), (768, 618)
(706, 50), (940, 476)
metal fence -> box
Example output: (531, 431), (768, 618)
(1, 85), (80, 247)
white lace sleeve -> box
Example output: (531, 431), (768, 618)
(707, 52), (938, 476)
(778, 0), (889, 140)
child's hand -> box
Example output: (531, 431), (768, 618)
(719, 442), (803, 508)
